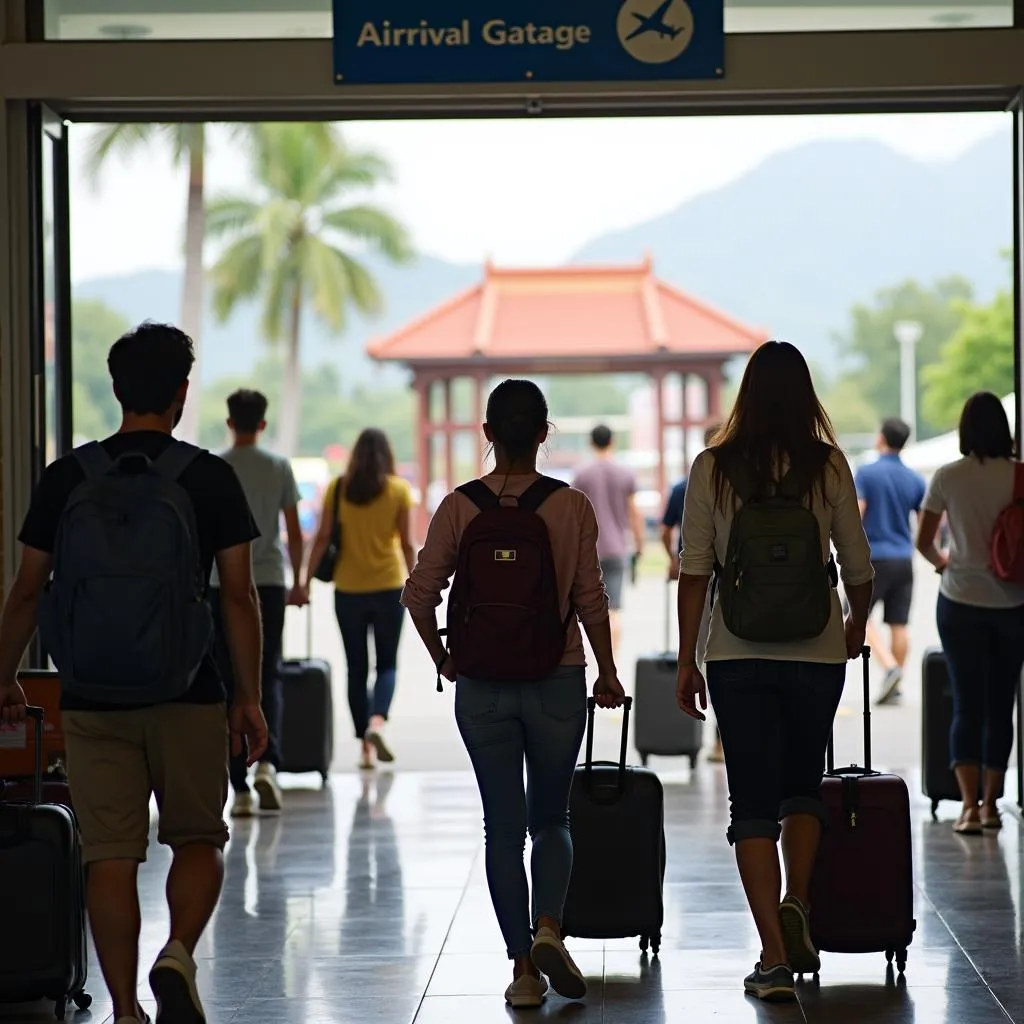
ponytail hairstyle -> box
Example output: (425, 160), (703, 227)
(485, 379), (549, 462)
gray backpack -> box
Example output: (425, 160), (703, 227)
(714, 457), (837, 643)
(39, 440), (214, 705)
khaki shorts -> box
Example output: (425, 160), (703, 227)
(63, 702), (229, 865)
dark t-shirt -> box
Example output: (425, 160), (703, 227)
(18, 431), (259, 711)
(662, 479), (687, 554)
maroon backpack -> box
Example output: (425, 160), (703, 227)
(445, 477), (573, 684)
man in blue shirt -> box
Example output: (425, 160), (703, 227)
(855, 417), (927, 705)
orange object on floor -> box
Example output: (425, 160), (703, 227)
(0, 670), (65, 779)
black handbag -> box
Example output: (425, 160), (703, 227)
(313, 477), (343, 583)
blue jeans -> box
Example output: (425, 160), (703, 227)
(707, 658), (845, 845)
(936, 594), (1024, 771)
(334, 589), (405, 739)
(455, 666), (587, 959)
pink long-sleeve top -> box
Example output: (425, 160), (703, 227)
(401, 473), (610, 666)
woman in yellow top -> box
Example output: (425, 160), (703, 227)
(306, 429), (417, 769)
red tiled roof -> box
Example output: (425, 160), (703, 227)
(367, 260), (767, 364)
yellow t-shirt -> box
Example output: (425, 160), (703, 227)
(326, 475), (413, 593)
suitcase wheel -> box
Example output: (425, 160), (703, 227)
(74, 991), (92, 1010)
(930, 800), (939, 821)
(54, 996), (66, 1020)
(640, 753), (650, 767)
(321, 771), (330, 787)
(896, 949), (908, 974)
(651, 933), (661, 957)
(639, 935), (649, 953)
(689, 754), (698, 770)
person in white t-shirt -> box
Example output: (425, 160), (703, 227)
(916, 391), (1024, 836)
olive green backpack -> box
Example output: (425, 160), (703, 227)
(713, 457), (837, 643)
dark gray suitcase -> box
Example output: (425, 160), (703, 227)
(0, 706), (91, 1019)
(563, 697), (665, 955)
(278, 605), (334, 783)
(634, 580), (703, 767)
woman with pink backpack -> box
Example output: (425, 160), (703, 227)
(916, 391), (1024, 835)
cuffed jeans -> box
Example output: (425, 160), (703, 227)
(455, 666), (587, 959)
(937, 594), (1024, 772)
(707, 658), (845, 845)
(209, 584), (285, 793)
(334, 588), (405, 739)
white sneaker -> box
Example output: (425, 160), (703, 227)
(149, 940), (205, 1023)
(365, 725), (395, 763)
(504, 973), (548, 1008)
(230, 791), (255, 818)
(253, 763), (283, 812)
(530, 927), (587, 1000)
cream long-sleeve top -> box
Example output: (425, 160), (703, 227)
(401, 473), (610, 666)
(680, 447), (875, 664)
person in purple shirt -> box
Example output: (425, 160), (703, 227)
(854, 417), (927, 705)
(573, 425), (646, 656)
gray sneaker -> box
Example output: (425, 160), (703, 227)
(876, 666), (903, 705)
(779, 895), (820, 974)
(744, 961), (795, 1001)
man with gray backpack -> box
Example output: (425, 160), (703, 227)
(0, 322), (264, 1024)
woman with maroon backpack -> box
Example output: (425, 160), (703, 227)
(403, 379), (625, 1009)
(916, 391), (1024, 835)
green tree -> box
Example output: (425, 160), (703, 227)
(71, 299), (128, 441)
(85, 124), (209, 444)
(206, 123), (412, 456)
(835, 277), (974, 439)
(922, 289), (1013, 429)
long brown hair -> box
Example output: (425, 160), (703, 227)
(344, 428), (396, 506)
(712, 341), (839, 508)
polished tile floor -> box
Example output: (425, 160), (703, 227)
(4, 766), (1023, 1023)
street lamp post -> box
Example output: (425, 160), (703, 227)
(894, 320), (923, 441)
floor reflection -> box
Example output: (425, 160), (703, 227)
(1, 768), (1023, 1023)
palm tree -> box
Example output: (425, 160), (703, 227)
(85, 124), (208, 443)
(206, 123), (412, 456)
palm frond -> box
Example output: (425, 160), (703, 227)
(209, 234), (264, 322)
(82, 123), (158, 191)
(205, 196), (263, 241)
(321, 204), (413, 263)
(335, 247), (384, 318)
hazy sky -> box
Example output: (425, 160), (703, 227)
(68, 110), (1009, 282)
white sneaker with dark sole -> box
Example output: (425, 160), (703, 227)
(530, 927), (587, 1000)
(253, 763), (283, 812)
(149, 941), (206, 1024)
(229, 791), (255, 818)
(504, 973), (548, 1008)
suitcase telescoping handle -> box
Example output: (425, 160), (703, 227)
(22, 705), (45, 804)
(826, 646), (872, 775)
(584, 695), (633, 792)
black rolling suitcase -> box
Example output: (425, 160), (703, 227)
(0, 706), (91, 1019)
(562, 697), (666, 955)
(921, 646), (1012, 818)
(634, 581), (703, 768)
(279, 603), (334, 783)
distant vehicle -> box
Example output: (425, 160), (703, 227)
(626, 0), (684, 40)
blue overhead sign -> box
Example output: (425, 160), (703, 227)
(332, 0), (724, 85)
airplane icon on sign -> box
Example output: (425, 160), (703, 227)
(625, 0), (684, 41)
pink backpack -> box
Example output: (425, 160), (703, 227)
(990, 463), (1024, 582)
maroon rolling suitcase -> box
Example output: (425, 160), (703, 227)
(807, 647), (916, 980)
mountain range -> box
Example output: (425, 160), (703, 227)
(75, 131), (1012, 388)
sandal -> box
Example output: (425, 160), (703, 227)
(954, 812), (983, 835)
(981, 810), (1002, 831)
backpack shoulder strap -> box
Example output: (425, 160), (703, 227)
(518, 476), (569, 513)
(153, 440), (204, 482)
(456, 479), (501, 511)
(72, 441), (113, 481)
